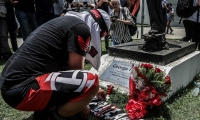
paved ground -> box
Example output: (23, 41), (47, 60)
(8, 26), (186, 49)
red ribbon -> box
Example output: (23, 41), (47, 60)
(126, 99), (147, 120)
(147, 95), (162, 106)
(129, 77), (134, 95)
(126, 64), (167, 119)
(106, 85), (114, 95)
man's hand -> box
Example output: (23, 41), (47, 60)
(96, 88), (106, 100)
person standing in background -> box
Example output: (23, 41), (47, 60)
(0, 0), (13, 60)
(95, 0), (113, 51)
(181, 0), (200, 50)
(161, 0), (168, 33)
(166, 3), (174, 34)
(54, 0), (64, 17)
(14, 0), (38, 41)
(35, 0), (55, 26)
(110, 0), (133, 45)
(5, 0), (18, 52)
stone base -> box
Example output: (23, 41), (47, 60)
(109, 40), (196, 65)
(91, 51), (200, 98)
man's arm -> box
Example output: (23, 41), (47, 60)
(68, 51), (85, 70)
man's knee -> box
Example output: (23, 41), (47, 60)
(68, 71), (99, 103)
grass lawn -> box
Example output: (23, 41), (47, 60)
(1, 40), (200, 120)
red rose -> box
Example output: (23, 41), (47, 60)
(141, 63), (145, 68)
(141, 63), (153, 69)
(146, 64), (153, 69)
(155, 68), (162, 73)
(165, 76), (171, 84)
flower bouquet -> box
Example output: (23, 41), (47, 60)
(126, 63), (172, 120)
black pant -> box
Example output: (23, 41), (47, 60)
(5, 1), (18, 52)
(104, 34), (109, 50)
(183, 20), (200, 50)
(146, 0), (163, 33)
(36, 13), (55, 26)
(182, 20), (193, 41)
(162, 14), (167, 33)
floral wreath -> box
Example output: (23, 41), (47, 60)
(125, 63), (172, 120)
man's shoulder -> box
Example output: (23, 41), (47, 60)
(54, 15), (86, 24)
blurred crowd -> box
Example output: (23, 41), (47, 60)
(0, 0), (141, 61)
(1, 0), (199, 61)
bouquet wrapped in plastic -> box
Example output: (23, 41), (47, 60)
(126, 63), (172, 120)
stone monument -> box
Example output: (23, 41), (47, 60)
(91, 40), (200, 98)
